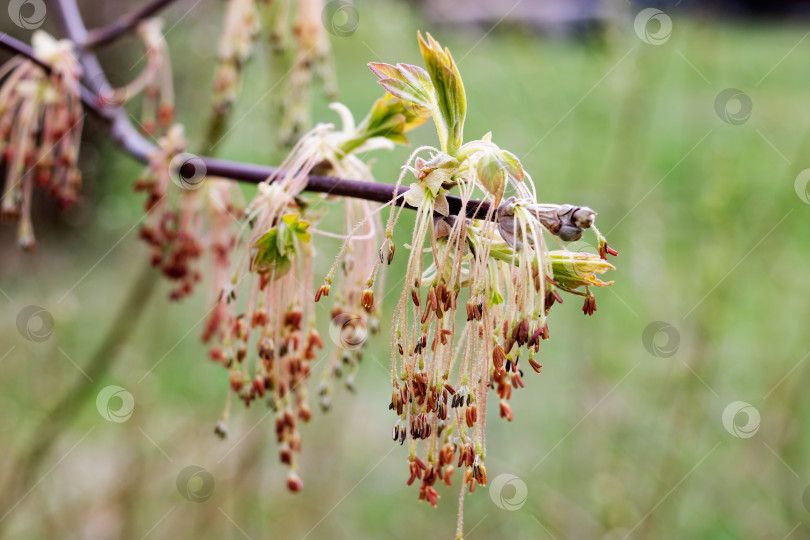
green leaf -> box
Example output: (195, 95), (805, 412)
(376, 78), (429, 108)
(250, 228), (290, 277)
(249, 214), (311, 279)
(369, 59), (450, 153)
(550, 251), (614, 291)
(369, 63), (433, 109)
(342, 93), (430, 153)
(418, 32), (467, 156)
(282, 213), (311, 243)
(367, 62), (402, 80)
(498, 149), (524, 183)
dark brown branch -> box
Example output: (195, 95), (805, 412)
(201, 158), (492, 218)
(82, 0), (180, 49)
(0, 23), (496, 220)
(3, 18), (591, 240)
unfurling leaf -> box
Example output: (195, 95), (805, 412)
(498, 149), (524, 183)
(342, 93), (430, 153)
(417, 32), (466, 156)
(369, 62), (433, 110)
(250, 213), (311, 279)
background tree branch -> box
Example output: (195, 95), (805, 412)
(82, 0), (182, 49)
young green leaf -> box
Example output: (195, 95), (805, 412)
(249, 214), (311, 279)
(368, 62), (433, 110)
(341, 94), (430, 153)
(368, 59), (452, 154)
(417, 32), (467, 156)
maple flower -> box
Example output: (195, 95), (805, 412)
(206, 95), (425, 488)
(339, 32), (617, 538)
(0, 31), (83, 250)
(212, 0), (260, 114)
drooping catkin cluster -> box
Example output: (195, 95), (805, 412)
(135, 125), (227, 300)
(0, 32), (83, 250)
(276, 0), (337, 145)
(201, 180), (246, 344)
(385, 187), (614, 511)
(99, 19), (175, 135)
(208, 131), (324, 491)
(212, 0), (261, 114)
(206, 98), (426, 490)
(210, 0), (337, 145)
(321, 32), (617, 537)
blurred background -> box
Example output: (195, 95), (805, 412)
(2, 0), (810, 538)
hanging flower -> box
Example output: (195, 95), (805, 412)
(333, 32), (618, 537)
(208, 95), (425, 488)
(135, 125), (218, 300)
(276, 0), (338, 146)
(0, 31), (83, 250)
(212, 0), (261, 114)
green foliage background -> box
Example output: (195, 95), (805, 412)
(1, 2), (809, 538)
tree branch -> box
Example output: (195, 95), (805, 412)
(26, 0), (603, 240)
(0, 22), (498, 219)
(82, 0), (181, 49)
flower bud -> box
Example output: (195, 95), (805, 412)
(286, 472), (303, 493)
(361, 288), (374, 311)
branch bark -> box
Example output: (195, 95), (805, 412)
(82, 0), (181, 49)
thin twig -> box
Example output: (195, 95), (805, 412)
(83, 0), (181, 49)
(0, 26), (498, 219)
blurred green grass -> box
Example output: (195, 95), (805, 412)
(2, 2), (810, 539)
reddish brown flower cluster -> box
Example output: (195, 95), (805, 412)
(381, 202), (615, 518)
(135, 127), (245, 301)
(202, 119), (371, 489)
(201, 181), (245, 342)
(135, 126), (202, 300)
(0, 32), (84, 250)
(212, 298), (322, 488)
(315, 196), (385, 409)
(139, 211), (203, 301)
